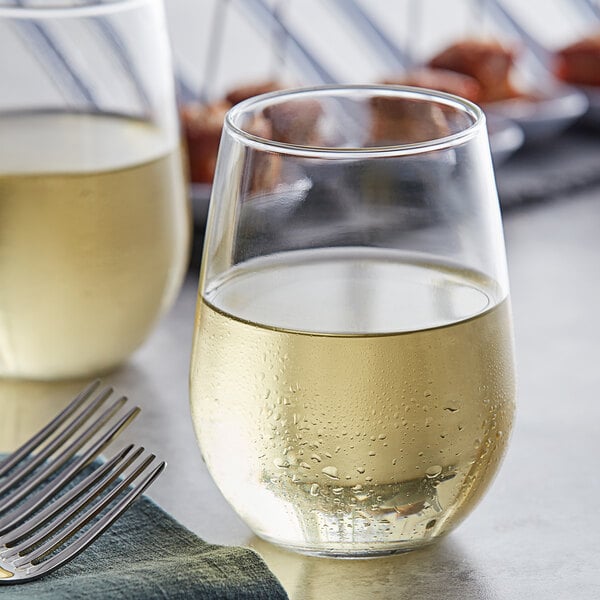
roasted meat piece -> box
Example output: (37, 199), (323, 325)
(370, 95), (451, 145)
(556, 35), (600, 86)
(181, 100), (231, 184)
(383, 68), (482, 103)
(263, 99), (323, 146)
(428, 39), (521, 103)
(225, 80), (282, 106)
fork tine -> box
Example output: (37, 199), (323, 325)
(0, 386), (114, 498)
(0, 406), (140, 534)
(12, 455), (164, 568)
(0, 396), (129, 513)
(0, 380), (101, 478)
(1, 446), (145, 557)
(0, 409), (140, 534)
(23, 460), (165, 581)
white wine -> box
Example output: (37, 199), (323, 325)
(190, 248), (515, 555)
(0, 113), (189, 379)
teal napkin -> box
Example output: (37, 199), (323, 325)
(0, 456), (288, 600)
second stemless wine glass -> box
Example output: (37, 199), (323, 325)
(0, 0), (189, 380)
(190, 85), (516, 557)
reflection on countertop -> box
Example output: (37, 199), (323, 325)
(250, 536), (498, 600)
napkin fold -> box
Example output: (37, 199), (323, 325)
(0, 456), (288, 600)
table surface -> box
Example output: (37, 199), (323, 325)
(1, 187), (599, 599)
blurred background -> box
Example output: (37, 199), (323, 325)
(163, 0), (600, 268)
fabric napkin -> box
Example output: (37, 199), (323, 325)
(0, 456), (288, 600)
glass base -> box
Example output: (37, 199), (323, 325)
(254, 531), (438, 559)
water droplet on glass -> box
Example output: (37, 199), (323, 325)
(444, 406), (459, 413)
(426, 519), (437, 529)
(368, 451), (376, 457)
(425, 465), (443, 478)
(273, 458), (290, 469)
(309, 483), (320, 496)
(322, 466), (339, 480)
(356, 466), (366, 474)
(311, 454), (322, 463)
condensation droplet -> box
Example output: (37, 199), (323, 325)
(426, 465), (442, 478)
(368, 451), (376, 457)
(309, 483), (320, 496)
(322, 466), (339, 480)
(311, 454), (322, 463)
(273, 458), (290, 468)
(356, 466), (366, 474)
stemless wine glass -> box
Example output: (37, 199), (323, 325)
(190, 85), (516, 557)
(0, 0), (189, 380)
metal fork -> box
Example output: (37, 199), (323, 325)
(0, 380), (165, 583)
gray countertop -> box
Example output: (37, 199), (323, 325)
(2, 187), (599, 598)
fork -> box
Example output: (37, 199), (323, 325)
(0, 380), (165, 583)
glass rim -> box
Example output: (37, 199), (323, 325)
(0, 0), (150, 18)
(225, 84), (485, 159)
